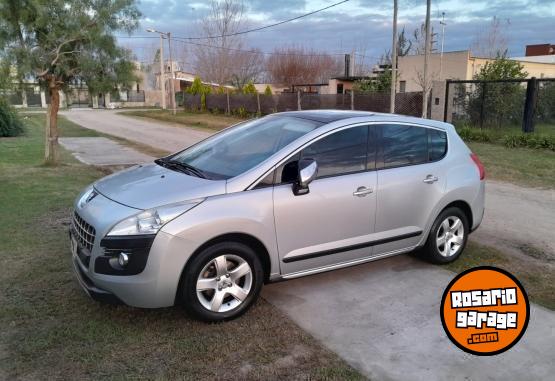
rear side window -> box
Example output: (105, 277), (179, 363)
(428, 129), (447, 161)
(301, 126), (369, 178)
(382, 124), (428, 168)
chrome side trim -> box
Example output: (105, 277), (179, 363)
(280, 245), (418, 280)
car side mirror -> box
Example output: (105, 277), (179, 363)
(293, 158), (318, 196)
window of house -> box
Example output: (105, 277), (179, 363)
(301, 126), (368, 178)
(337, 84), (344, 94)
(382, 125), (428, 168)
(399, 81), (406, 93)
(428, 129), (448, 161)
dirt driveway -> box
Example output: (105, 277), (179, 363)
(61, 109), (211, 152)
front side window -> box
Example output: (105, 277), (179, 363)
(382, 124), (428, 168)
(301, 126), (369, 178)
(169, 116), (321, 179)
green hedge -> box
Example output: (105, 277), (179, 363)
(0, 99), (24, 137)
(502, 134), (555, 150)
(456, 126), (555, 151)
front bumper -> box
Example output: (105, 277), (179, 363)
(72, 254), (123, 305)
(70, 190), (205, 309)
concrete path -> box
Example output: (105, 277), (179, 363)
(59, 137), (154, 166)
(475, 181), (555, 258)
(61, 109), (211, 152)
(262, 254), (555, 381)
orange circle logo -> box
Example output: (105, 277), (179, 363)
(440, 267), (529, 356)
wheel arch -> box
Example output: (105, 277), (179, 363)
(440, 200), (473, 229)
(174, 232), (272, 304)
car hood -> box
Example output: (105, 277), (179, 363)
(94, 163), (226, 210)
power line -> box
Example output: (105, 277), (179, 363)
(118, 35), (380, 59)
(171, 0), (350, 40)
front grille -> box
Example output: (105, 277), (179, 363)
(72, 212), (96, 252)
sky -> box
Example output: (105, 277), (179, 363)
(121, 0), (555, 70)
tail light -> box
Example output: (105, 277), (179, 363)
(470, 153), (485, 180)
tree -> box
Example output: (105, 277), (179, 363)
(471, 16), (509, 58)
(264, 85), (272, 95)
(194, 0), (263, 87)
(397, 27), (412, 57)
(474, 55), (527, 81)
(266, 46), (342, 87)
(412, 23), (435, 54)
(353, 69), (392, 94)
(461, 53), (528, 128)
(0, 0), (141, 164)
(242, 81), (257, 94)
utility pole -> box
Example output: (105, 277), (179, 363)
(167, 32), (176, 115)
(390, 0), (398, 114)
(422, 0), (432, 118)
(439, 12), (446, 80)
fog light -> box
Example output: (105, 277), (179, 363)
(118, 252), (129, 267)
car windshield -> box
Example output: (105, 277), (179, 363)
(167, 116), (321, 179)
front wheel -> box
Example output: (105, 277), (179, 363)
(181, 242), (264, 322)
(422, 207), (469, 264)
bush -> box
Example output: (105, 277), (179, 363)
(502, 134), (555, 151)
(457, 126), (494, 143)
(233, 106), (249, 118)
(0, 99), (24, 137)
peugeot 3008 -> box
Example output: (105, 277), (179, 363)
(70, 111), (485, 321)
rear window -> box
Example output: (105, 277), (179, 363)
(428, 129), (448, 161)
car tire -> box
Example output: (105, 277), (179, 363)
(421, 207), (469, 264)
(181, 241), (264, 322)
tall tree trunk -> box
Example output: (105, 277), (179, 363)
(45, 78), (60, 164)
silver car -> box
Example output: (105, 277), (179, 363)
(70, 111), (485, 321)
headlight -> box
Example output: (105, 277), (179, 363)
(107, 199), (204, 236)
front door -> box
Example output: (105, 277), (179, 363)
(273, 125), (378, 275)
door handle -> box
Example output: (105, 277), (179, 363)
(353, 186), (373, 197)
(423, 175), (439, 184)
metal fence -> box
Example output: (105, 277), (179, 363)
(444, 77), (555, 133)
(126, 90), (146, 102)
(181, 91), (423, 117)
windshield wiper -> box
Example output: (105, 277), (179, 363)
(155, 158), (207, 179)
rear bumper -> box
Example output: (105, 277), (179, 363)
(72, 255), (123, 305)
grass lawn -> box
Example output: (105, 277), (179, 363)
(120, 109), (246, 131)
(0, 115), (364, 380)
(442, 240), (554, 310)
(468, 142), (555, 189)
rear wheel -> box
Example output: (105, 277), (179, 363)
(422, 207), (469, 264)
(181, 242), (264, 322)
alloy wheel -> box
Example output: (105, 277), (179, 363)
(436, 216), (465, 257)
(196, 254), (253, 313)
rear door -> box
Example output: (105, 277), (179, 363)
(273, 125), (378, 275)
(373, 124), (449, 254)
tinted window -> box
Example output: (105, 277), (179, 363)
(301, 126), (368, 178)
(428, 129), (447, 161)
(382, 125), (428, 168)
